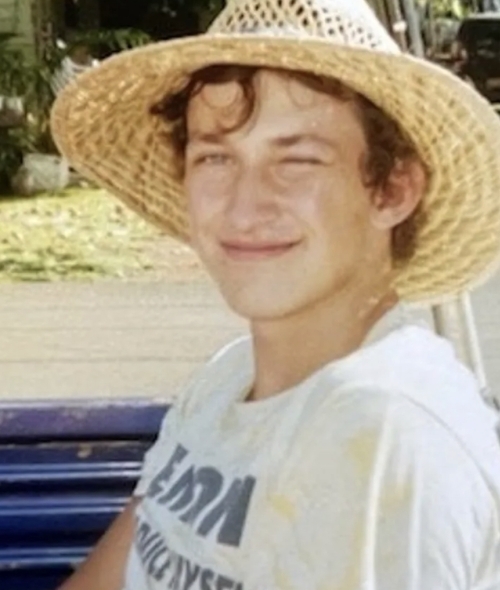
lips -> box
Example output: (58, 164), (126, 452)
(220, 239), (299, 260)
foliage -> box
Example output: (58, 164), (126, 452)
(0, 126), (37, 191)
(0, 35), (32, 189)
(69, 28), (152, 57)
(0, 189), (161, 282)
(0, 28), (152, 193)
(0, 35), (29, 96)
(417, 0), (480, 18)
(193, 0), (226, 31)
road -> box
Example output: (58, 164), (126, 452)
(0, 279), (245, 400)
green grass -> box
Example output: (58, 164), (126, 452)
(0, 188), (162, 282)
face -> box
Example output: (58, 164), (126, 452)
(184, 71), (406, 321)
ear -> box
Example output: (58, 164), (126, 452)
(370, 158), (427, 230)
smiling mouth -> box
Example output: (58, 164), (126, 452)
(220, 241), (299, 261)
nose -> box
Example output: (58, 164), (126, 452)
(225, 165), (278, 232)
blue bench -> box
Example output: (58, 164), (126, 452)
(0, 399), (168, 590)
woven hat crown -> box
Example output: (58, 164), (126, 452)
(209, 0), (400, 53)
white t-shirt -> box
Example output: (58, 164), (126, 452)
(124, 308), (500, 590)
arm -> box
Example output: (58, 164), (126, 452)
(57, 497), (140, 590)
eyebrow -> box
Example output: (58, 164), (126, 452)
(270, 133), (339, 151)
(188, 131), (339, 150)
(188, 132), (226, 144)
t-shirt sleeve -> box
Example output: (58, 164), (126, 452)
(133, 405), (177, 497)
(245, 390), (498, 590)
(132, 338), (250, 499)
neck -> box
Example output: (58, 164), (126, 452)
(247, 283), (399, 402)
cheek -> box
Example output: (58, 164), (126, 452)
(185, 172), (226, 231)
(302, 175), (372, 248)
(287, 174), (347, 234)
(185, 183), (211, 250)
(275, 172), (331, 218)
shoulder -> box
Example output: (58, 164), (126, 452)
(302, 384), (497, 532)
(309, 378), (463, 460)
(306, 338), (500, 517)
(324, 324), (496, 454)
(344, 324), (500, 477)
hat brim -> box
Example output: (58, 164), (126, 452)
(51, 34), (500, 305)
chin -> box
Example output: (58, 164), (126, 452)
(216, 282), (297, 321)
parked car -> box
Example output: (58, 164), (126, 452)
(451, 13), (500, 103)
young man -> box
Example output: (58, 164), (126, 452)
(52, 0), (500, 588)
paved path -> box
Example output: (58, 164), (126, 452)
(0, 274), (499, 403)
(0, 280), (246, 400)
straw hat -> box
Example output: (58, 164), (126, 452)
(51, 0), (500, 305)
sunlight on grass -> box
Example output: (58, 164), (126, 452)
(0, 188), (162, 282)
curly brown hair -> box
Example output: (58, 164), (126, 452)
(151, 65), (428, 266)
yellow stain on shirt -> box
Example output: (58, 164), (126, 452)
(269, 494), (296, 521)
(274, 565), (295, 590)
(347, 429), (378, 473)
(333, 519), (368, 590)
(348, 428), (414, 513)
(380, 479), (413, 513)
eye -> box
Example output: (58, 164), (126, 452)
(281, 156), (323, 166)
(192, 153), (231, 166)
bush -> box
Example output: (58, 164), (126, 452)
(0, 28), (152, 194)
